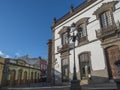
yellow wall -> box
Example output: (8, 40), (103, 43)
(0, 58), (5, 86)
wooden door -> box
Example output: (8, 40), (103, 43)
(24, 71), (27, 85)
(18, 70), (22, 86)
(10, 70), (15, 87)
(31, 72), (33, 83)
(106, 46), (120, 79)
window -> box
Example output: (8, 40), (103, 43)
(93, 1), (117, 29)
(79, 52), (91, 79)
(61, 32), (68, 45)
(100, 11), (113, 28)
(76, 18), (89, 43)
(77, 23), (87, 38)
(61, 58), (69, 82)
(58, 26), (69, 46)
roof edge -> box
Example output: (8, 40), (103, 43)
(51, 0), (97, 30)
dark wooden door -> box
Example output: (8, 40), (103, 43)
(10, 70), (15, 87)
(18, 71), (22, 85)
(106, 46), (120, 79)
(24, 71), (27, 85)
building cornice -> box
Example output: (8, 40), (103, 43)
(51, 0), (97, 30)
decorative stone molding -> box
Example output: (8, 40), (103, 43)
(51, 0), (97, 29)
(59, 44), (69, 54)
(76, 17), (89, 26)
(60, 51), (69, 59)
(58, 26), (70, 34)
(96, 22), (120, 40)
(93, 1), (118, 18)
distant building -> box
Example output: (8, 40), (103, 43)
(39, 57), (47, 79)
(2, 56), (41, 87)
(0, 57), (5, 87)
(51, 0), (120, 85)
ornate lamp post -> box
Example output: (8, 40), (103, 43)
(67, 23), (82, 90)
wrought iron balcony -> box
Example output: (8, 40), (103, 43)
(96, 22), (120, 39)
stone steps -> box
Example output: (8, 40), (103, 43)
(81, 82), (117, 90)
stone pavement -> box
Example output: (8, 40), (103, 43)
(0, 82), (117, 90)
(0, 86), (117, 90)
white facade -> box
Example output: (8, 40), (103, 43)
(52, 0), (120, 85)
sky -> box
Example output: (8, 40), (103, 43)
(0, 0), (84, 59)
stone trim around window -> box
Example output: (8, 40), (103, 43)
(93, 1), (118, 40)
(76, 17), (89, 45)
(93, 1), (118, 19)
(76, 17), (89, 26)
(58, 26), (70, 35)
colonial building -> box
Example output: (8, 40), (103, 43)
(0, 57), (5, 87)
(2, 57), (41, 87)
(51, 0), (120, 85)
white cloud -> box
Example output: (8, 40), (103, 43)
(0, 50), (11, 58)
(0, 51), (4, 56)
(4, 55), (10, 58)
(15, 52), (20, 58)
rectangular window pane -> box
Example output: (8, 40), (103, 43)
(100, 11), (113, 28)
(106, 11), (112, 26)
(61, 33), (68, 45)
(100, 13), (107, 28)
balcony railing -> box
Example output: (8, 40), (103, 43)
(96, 22), (120, 39)
(57, 44), (69, 53)
(78, 36), (88, 42)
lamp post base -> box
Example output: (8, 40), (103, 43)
(70, 80), (81, 90)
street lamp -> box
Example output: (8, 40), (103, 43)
(67, 23), (82, 90)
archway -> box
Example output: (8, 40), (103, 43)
(24, 71), (27, 85)
(10, 70), (16, 87)
(38, 73), (39, 82)
(31, 72), (33, 83)
(35, 72), (37, 83)
(17, 69), (22, 86)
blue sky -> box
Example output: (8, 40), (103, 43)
(0, 0), (84, 59)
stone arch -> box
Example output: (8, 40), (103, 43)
(23, 71), (27, 85)
(31, 72), (33, 83)
(9, 70), (16, 87)
(38, 73), (40, 82)
(34, 72), (37, 83)
(17, 69), (23, 86)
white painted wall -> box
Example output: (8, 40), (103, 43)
(53, 0), (120, 83)
(69, 40), (105, 74)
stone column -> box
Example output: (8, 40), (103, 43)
(47, 39), (52, 83)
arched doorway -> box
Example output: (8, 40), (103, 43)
(10, 70), (16, 87)
(17, 69), (22, 86)
(24, 71), (27, 85)
(31, 72), (33, 83)
(35, 72), (37, 83)
(105, 45), (120, 79)
(38, 73), (39, 82)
